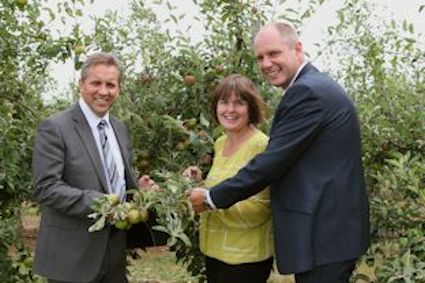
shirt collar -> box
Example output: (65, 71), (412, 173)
(79, 97), (110, 129)
(286, 61), (308, 89)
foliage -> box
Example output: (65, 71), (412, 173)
(321, 0), (424, 281)
(150, 171), (205, 279)
(0, 0), (88, 281)
(2, 0), (424, 282)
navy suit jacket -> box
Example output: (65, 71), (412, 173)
(209, 63), (370, 274)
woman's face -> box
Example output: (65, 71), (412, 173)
(216, 92), (250, 134)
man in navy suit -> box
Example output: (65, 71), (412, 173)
(189, 22), (370, 282)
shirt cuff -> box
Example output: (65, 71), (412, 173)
(205, 190), (217, 209)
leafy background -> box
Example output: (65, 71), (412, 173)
(0, 0), (423, 282)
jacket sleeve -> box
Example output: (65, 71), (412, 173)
(210, 85), (324, 209)
(32, 119), (103, 217)
(212, 138), (271, 228)
(213, 188), (270, 228)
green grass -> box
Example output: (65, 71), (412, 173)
(128, 247), (295, 283)
(128, 248), (198, 283)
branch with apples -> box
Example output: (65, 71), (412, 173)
(88, 170), (199, 247)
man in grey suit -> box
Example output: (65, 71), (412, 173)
(189, 22), (369, 282)
(32, 52), (147, 283)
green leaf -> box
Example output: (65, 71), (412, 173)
(199, 112), (210, 127)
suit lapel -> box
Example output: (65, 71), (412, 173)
(270, 63), (318, 134)
(72, 104), (109, 193)
(295, 62), (316, 81)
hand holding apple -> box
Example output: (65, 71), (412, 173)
(138, 175), (161, 191)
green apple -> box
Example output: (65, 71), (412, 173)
(16, 0), (28, 11)
(133, 191), (141, 200)
(127, 209), (140, 224)
(139, 209), (149, 222)
(74, 45), (85, 55)
(16, 0), (28, 8)
(123, 202), (133, 210)
(114, 220), (128, 230)
(107, 194), (120, 206)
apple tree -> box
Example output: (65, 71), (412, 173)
(0, 0), (89, 281)
(319, 0), (424, 281)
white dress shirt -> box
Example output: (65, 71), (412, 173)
(79, 98), (126, 199)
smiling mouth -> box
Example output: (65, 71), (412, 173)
(223, 115), (238, 121)
(95, 98), (110, 104)
(265, 69), (280, 77)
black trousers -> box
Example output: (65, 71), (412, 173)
(49, 228), (127, 283)
(205, 256), (273, 283)
(295, 259), (356, 283)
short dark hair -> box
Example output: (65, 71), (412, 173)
(80, 52), (122, 84)
(211, 74), (266, 125)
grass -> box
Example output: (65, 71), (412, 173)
(128, 247), (295, 283)
(128, 247), (198, 283)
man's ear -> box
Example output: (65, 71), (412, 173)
(294, 41), (303, 52)
(294, 41), (304, 62)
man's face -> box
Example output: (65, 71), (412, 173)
(79, 64), (120, 117)
(254, 26), (302, 89)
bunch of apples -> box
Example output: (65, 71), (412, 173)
(88, 190), (153, 232)
(88, 170), (200, 252)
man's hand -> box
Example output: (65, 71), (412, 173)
(187, 188), (208, 213)
(138, 175), (160, 191)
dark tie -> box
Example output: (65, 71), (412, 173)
(97, 120), (124, 199)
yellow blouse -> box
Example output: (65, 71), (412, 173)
(200, 129), (274, 264)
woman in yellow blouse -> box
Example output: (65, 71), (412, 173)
(184, 74), (273, 283)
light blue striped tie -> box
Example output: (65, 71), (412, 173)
(98, 120), (124, 199)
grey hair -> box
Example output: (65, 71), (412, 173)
(80, 52), (122, 84)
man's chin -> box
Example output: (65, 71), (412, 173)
(269, 75), (292, 88)
(94, 107), (109, 117)
(268, 78), (287, 88)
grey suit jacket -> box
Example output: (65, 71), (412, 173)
(32, 103), (137, 282)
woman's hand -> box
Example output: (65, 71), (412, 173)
(182, 166), (203, 182)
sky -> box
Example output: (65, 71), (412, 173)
(47, 0), (424, 100)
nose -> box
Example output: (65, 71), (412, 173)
(260, 57), (272, 69)
(226, 102), (236, 112)
(98, 84), (108, 95)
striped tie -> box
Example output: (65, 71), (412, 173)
(97, 120), (124, 199)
